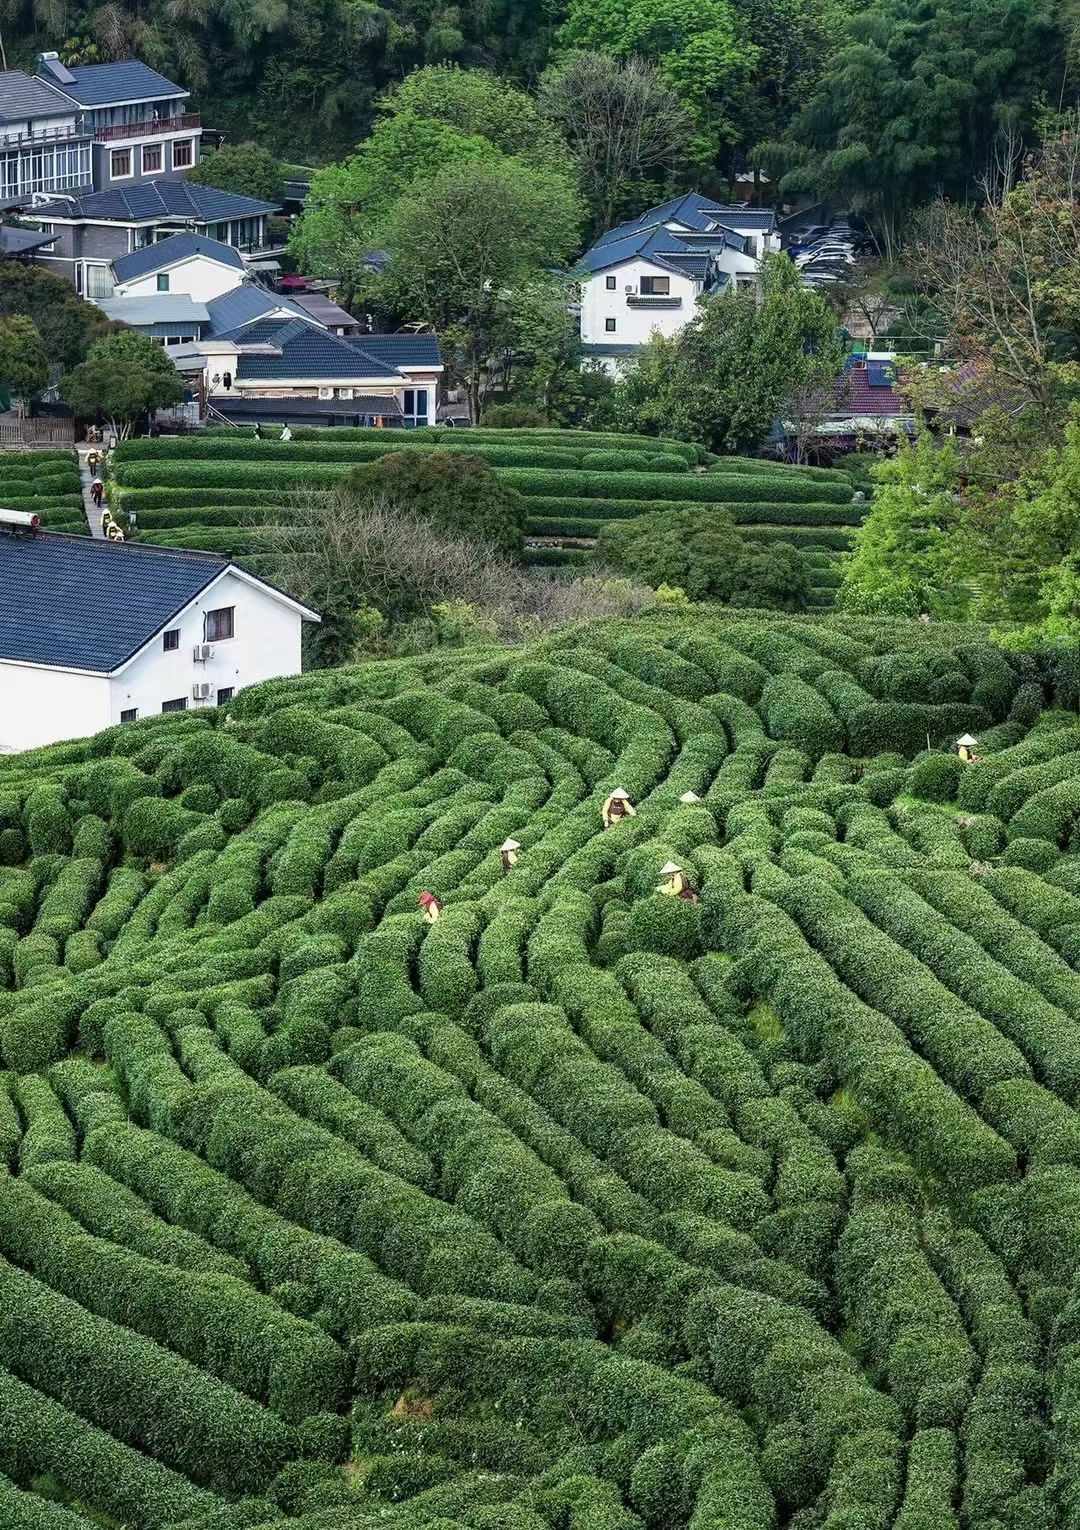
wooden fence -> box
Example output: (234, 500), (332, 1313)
(0, 419), (75, 447)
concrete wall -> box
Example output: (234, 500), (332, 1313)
(580, 259), (702, 347)
(92, 130), (199, 192)
(0, 661), (110, 752)
(116, 255), (243, 301)
(108, 570), (306, 726)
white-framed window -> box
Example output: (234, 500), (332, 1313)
(84, 264), (113, 300)
(172, 139), (193, 170)
(110, 148), (133, 180)
(141, 143), (163, 174)
(402, 387), (429, 427)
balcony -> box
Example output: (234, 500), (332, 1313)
(625, 294), (682, 308)
(0, 123), (91, 150)
(95, 113), (201, 144)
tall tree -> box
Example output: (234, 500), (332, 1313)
(61, 330), (182, 440)
(0, 316), (48, 418)
(372, 157), (583, 421)
(188, 142), (285, 205)
(538, 53), (692, 237)
(608, 253), (845, 453)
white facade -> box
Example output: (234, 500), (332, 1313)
(114, 252), (245, 301)
(0, 567), (315, 754)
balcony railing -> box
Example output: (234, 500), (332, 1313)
(626, 294), (682, 308)
(0, 123), (91, 149)
(95, 112), (201, 143)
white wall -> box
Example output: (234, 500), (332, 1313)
(116, 255), (244, 301)
(0, 661), (110, 752)
(580, 259), (701, 347)
(109, 570), (306, 726)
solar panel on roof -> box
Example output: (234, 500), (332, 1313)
(867, 361), (894, 387)
(40, 55), (75, 85)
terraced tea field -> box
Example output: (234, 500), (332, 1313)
(108, 428), (856, 606)
(0, 451), (84, 534)
(0, 608), (1073, 1529)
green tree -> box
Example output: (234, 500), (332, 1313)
(61, 331), (182, 440)
(289, 117), (498, 302)
(503, 272), (584, 422)
(386, 65), (570, 169)
(837, 431), (963, 617)
(598, 505), (810, 608)
(0, 260), (113, 368)
(609, 253), (844, 453)
(372, 156), (583, 421)
(0, 316), (48, 417)
(557, 0), (757, 168)
(345, 451), (527, 554)
(188, 142), (285, 205)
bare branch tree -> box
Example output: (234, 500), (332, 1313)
(538, 53), (692, 236)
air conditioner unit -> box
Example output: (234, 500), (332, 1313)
(192, 682), (213, 701)
(193, 643), (213, 662)
(624, 284), (635, 293)
(318, 386), (334, 400)
(337, 387), (353, 400)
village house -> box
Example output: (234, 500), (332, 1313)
(578, 192), (780, 372)
(0, 526), (319, 753)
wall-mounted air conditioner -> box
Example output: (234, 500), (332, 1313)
(318, 386), (334, 399)
(337, 387), (353, 399)
(192, 682), (213, 701)
(193, 643), (213, 662)
(624, 284), (635, 293)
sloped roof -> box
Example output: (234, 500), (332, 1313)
(95, 293), (209, 326)
(229, 319), (410, 380)
(581, 221), (739, 278)
(833, 361), (907, 417)
(204, 284), (313, 337)
(32, 180), (279, 223)
(346, 333), (442, 369)
(113, 232), (245, 283)
(215, 394), (402, 420)
(0, 530), (227, 672)
(0, 70), (74, 124)
(584, 192), (773, 274)
(0, 225), (57, 256)
(43, 60), (186, 106)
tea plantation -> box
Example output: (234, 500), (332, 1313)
(0, 606), (1075, 1529)
(107, 429), (856, 607)
(0, 451), (84, 534)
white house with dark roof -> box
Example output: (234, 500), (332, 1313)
(578, 192), (779, 371)
(110, 233), (247, 300)
(0, 526), (318, 753)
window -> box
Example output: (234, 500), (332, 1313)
(172, 139), (193, 170)
(162, 628), (180, 651)
(402, 388), (429, 427)
(605, 318), (617, 333)
(204, 606), (234, 642)
(605, 275), (616, 290)
(110, 148), (132, 179)
(85, 265), (113, 300)
(217, 687), (234, 706)
(156, 273), (170, 292)
(161, 697), (187, 713)
(120, 707), (138, 723)
(141, 143), (163, 174)
(640, 275), (670, 295)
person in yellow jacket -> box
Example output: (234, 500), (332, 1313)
(500, 838), (520, 874)
(419, 891), (443, 924)
(105, 521), (124, 541)
(602, 788), (635, 829)
(956, 733), (981, 764)
(656, 860), (699, 902)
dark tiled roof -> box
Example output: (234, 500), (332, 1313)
(216, 394), (402, 420)
(583, 192), (772, 273)
(224, 320), (441, 381)
(0, 530), (226, 672)
(833, 364), (907, 417)
(581, 342), (642, 356)
(581, 219), (746, 278)
(347, 333), (441, 369)
(113, 232), (245, 282)
(204, 285), (311, 336)
(0, 70), (74, 124)
(0, 225), (57, 256)
(45, 60), (186, 106)
(33, 180), (279, 223)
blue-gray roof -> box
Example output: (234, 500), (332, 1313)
(583, 192), (772, 272)
(580, 221), (738, 278)
(215, 394), (402, 421)
(347, 333), (441, 369)
(33, 180), (279, 223)
(225, 320), (441, 381)
(42, 60), (186, 106)
(0, 531), (227, 672)
(204, 284), (311, 337)
(0, 70), (74, 124)
(113, 232), (246, 283)
(0, 225), (57, 256)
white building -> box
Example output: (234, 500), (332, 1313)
(578, 192), (780, 372)
(0, 528), (318, 753)
(109, 232), (248, 301)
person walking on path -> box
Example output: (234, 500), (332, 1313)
(90, 478), (104, 510)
